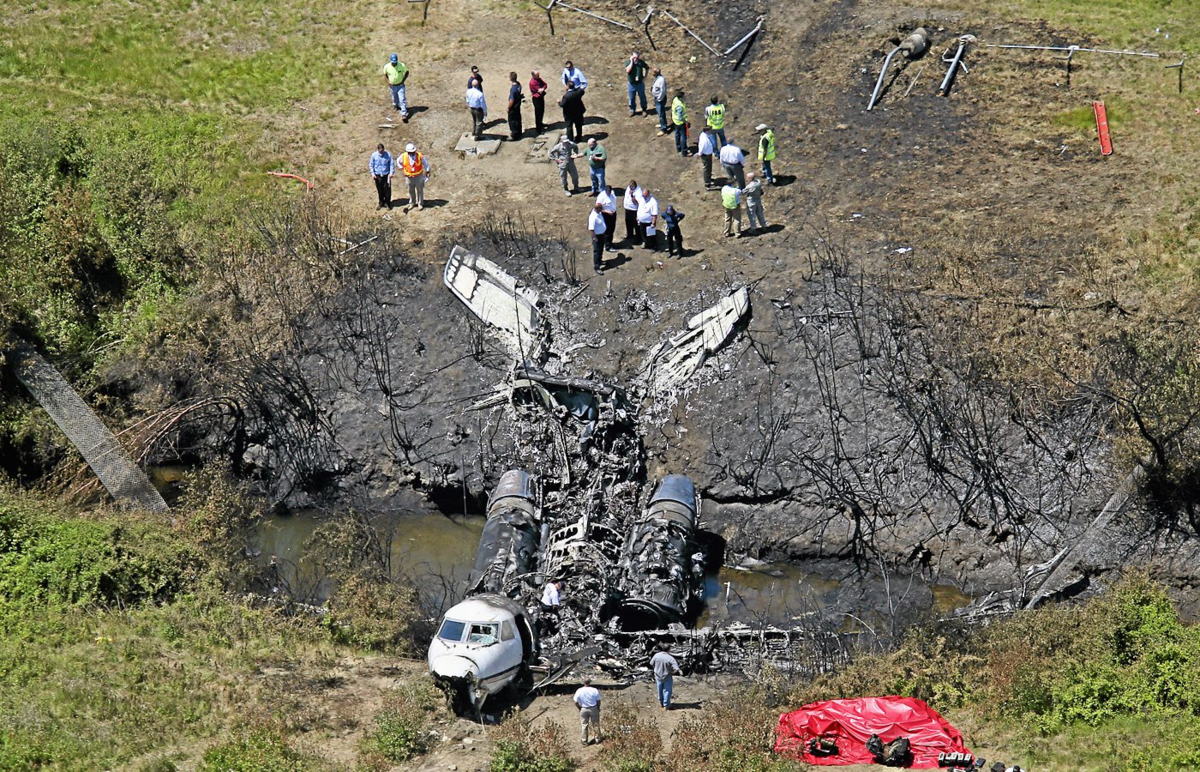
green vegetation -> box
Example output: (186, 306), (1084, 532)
(490, 712), (576, 772)
(200, 727), (320, 772)
(363, 684), (445, 763)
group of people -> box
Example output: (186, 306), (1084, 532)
(572, 644), (682, 746)
(463, 60), (592, 142)
(368, 141), (430, 212)
(583, 180), (689, 274)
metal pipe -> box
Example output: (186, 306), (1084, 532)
(661, 10), (722, 57)
(555, 1), (633, 29)
(867, 46), (901, 111)
(724, 19), (763, 56)
(938, 36), (971, 96)
(988, 43), (1160, 58)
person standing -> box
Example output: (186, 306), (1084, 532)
(561, 60), (588, 90)
(384, 54), (409, 121)
(625, 52), (650, 116)
(507, 72), (524, 141)
(399, 142), (430, 211)
(596, 184), (618, 252)
(623, 180), (643, 244)
(743, 171), (767, 234)
(573, 677), (602, 746)
(465, 79), (487, 140)
(671, 90), (689, 156)
(705, 96), (727, 147)
(541, 580), (561, 608)
(548, 135), (580, 196)
(583, 137), (607, 195)
(530, 70), (549, 133)
(697, 127), (716, 189)
(651, 67), (669, 135)
(721, 182), (743, 237)
(560, 85), (586, 142)
(368, 143), (395, 210)
(663, 205), (685, 258)
(719, 141), (746, 188)
(466, 65), (483, 88)
(650, 644), (682, 709)
(756, 123), (777, 184)
(636, 188), (660, 251)
(588, 202), (607, 274)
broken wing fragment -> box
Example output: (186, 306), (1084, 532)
(444, 245), (546, 360)
(641, 287), (750, 395)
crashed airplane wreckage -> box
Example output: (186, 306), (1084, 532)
(429, 247), (845, 712)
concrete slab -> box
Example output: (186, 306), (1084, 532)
(455, 134), (503, 156)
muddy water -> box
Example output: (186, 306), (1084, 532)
(256, 512), (972, 626)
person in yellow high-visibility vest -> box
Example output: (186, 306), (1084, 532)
(756, 123), (777, 185)
(671, 90), (689, 156)
(720, 182), (743, 238)
(705, 96), (727, 148)
(399, 142), (430, 211)
(384, 54), (409, 122)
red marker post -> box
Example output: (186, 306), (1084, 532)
(1093, 101), (1113, 156)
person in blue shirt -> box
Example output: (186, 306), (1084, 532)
(465, 80), (488, 140)
(368, 143), (395, 210)
(663, 205), (686, 258)
(561, 60), (588, 90)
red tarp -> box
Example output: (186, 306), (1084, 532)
(774, 696), (970, 767)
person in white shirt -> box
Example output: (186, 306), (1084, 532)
(697, 127), (717, 189)
(587, 203), (607, 275)
(595, 185), (618, 252)
(650, 67), (669, 134)
(561, 60), (588, 90)
(465, 80), (488, 140)
(636, 188), (660, 251)
(541, 580), (561, 607)
(573, 677), (602, 745)
(718, 141), (746, 188)
(622, 180), (643, 245)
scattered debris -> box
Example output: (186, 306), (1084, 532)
(868, 27), (929, 111)
(454, 134), (503, 156)
(938, 34), (976, 97)
(639, 287), (750, 397)
(1093, 100), (1113, 156)
(443, 246), (546, 360)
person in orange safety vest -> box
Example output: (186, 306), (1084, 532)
(399, 142), (431, 211)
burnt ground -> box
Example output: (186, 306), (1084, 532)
(150, 0), (1200, 613)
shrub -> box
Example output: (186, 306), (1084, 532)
(599, 701), (663, 772)
(665, 687), (800, 772)
(199, 728), (313, 772)
(490, 711), (575, 772)
(365, 684), (443, 763)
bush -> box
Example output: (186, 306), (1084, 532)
(365, 683), (443, 763)
(199, 728), (314, 772)
(490, 711), (575, 772)
(665, 687), (800, 772)
(599, 701), (662, 772)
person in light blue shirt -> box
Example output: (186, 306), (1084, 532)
(465, 79), (488, 139)
(368, 143), (395, 210)
(561, 60), (587, 90)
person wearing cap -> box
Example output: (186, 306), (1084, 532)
(384, 54), (409, 121)
(548, 134), (580, 196)
(368, 143), (395, 211)
(721, 181), (743, 237)
(756, 123), (777, 184)
(742, 171), (766, 235)
(671, 90), (689, 156)
(705, 96), (727, 147)
(624, 52), (650, 116)
(650, 67), (669, 135)
(561, 60), (588, 91)
(399, 142), (430, 211)
(588, 202), (607, 275)
(697, 126), (717, 189)
(466, 79), (487, 140)
(529, 70), (549, 133)
(507, 71), (524, 141)
(466, 65), (483, 89)
(596, 184), (618, 252)
(719, 140), (746, 188)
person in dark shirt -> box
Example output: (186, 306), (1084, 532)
(663, 205), (686, 258)
(529, 70), (549, 133)
(507, 72), (524, 141)
(466, 65), (483, 88)
(560, 86), (586, 143)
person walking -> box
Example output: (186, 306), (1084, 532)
(466, 79), (487, 140)
(560, 85), (586, 142)
(549, 135), (580, 195)
(743, 171), (767, 234)
(671, 90), (689, 156)
(507, 71), (524, 141)
(651, 67), (669, 135)
(623, 180), (643, 244)
(588, 202), (607, 275)
(721, 182), (743, 237)
(625, 52), (650, 116)
(705, 96), (727, 147)
(399, 142), (430, 211)
(697, 127), (716, 189)
(756, 123), (777, 184)
(368, 143), (395, 210)
(561, 60), (588, 90)
(650, 644), (682, 708)
(530, 70), (549, 133)
(574, 677), (602, 746)
(466, 65), (483, 88)
(583, 137), (607, 195)
(663, 205), (685, 258)
(384, 54), (409, 121)
(719, 140), (746, 188)
(596, 184), (618, 251)
(636, 187), (660, 251)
